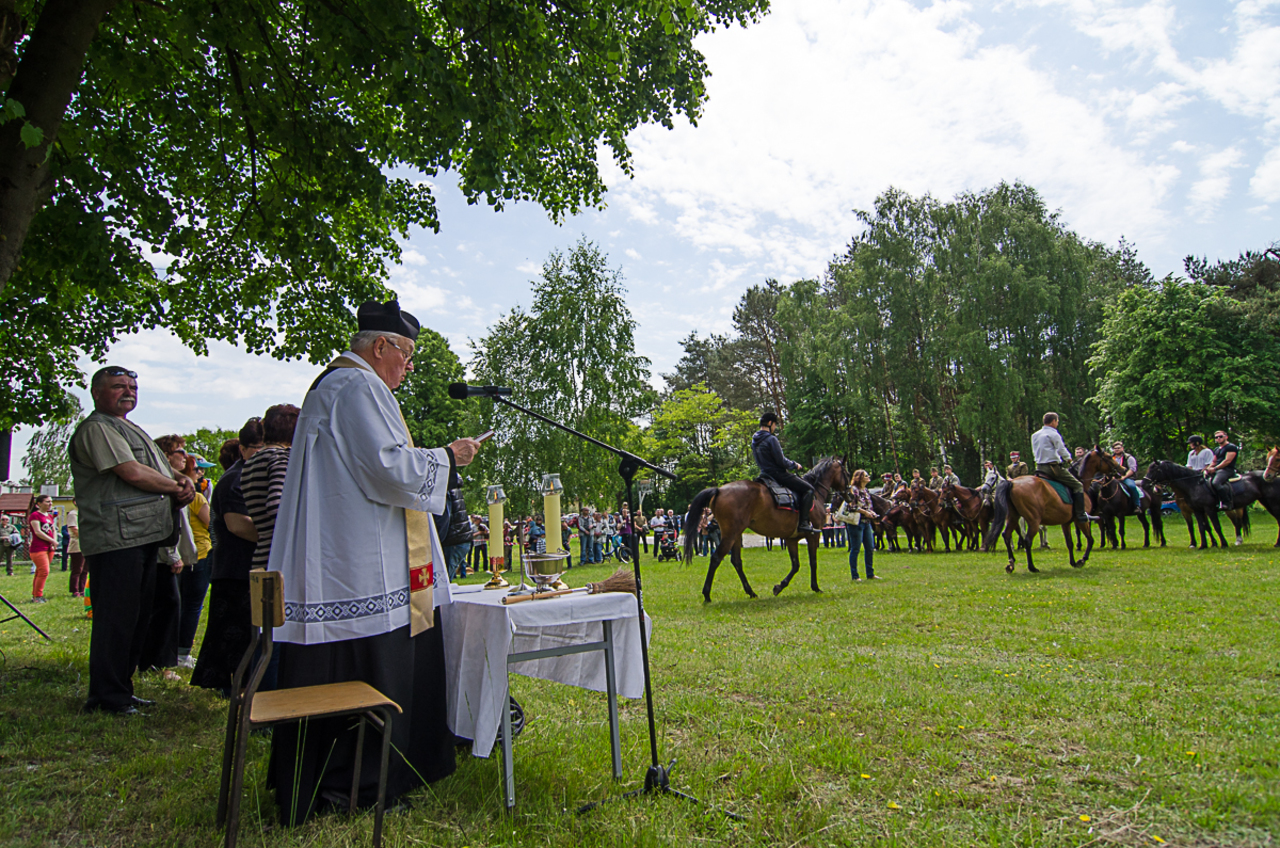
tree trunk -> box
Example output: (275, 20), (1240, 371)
(0, 0), (119, 290)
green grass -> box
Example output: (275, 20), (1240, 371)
(2, 516), (1278, 847)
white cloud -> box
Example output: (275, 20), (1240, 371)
(608, 0), (1180, 278)
(402, 249), (428, 266)
(516, 260), (541, 275)
(1188, 146), (1244, 219)
(1249, 145), (1280, 201)
(625, 248), (642, 260)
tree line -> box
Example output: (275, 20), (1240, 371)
(18, 181), (1280, 516)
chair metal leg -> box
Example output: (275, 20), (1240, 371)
(374, 710), (393, 848)
(350, 716), (367, 814)
(216, 700), (241, 827)
(224, 711), (255, 848)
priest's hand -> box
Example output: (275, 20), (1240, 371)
(450, 438), (482, 466)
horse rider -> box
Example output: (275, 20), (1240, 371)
(1186, 434), (1214, 471)
(752, 411), (815, 534)
(1006, 450), (1030, 480)
(1110, 441), (1142, 512)
(927, 467), (943, 490)
(1204, 430), (1239, 511)
(1031, 411), (1097, 523)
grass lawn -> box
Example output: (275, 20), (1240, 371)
(1, 515), (1278, 847)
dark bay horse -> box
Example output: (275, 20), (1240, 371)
(985, 448), (1122, 573)
(685, 458), (849, 602)
(1144, 461), (1249, 549)
(1094, 477), (1159, 549)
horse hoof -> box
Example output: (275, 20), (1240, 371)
(747, 592), (758, 599)
(1028, 565), (1039, 573)
(702, 594), (712, 604)
(1005, 562), (1015, 574)
(811, 586), (822, 593)
(772, 584), (783, 596)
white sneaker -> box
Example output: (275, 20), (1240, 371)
(177, 655), (196, 669)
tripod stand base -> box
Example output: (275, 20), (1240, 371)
(0, 592), (52, 641)
(575, 759), (745, 821)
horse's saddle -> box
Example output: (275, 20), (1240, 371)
(756, 476), (797, 511)
(1033, 471), (1073, 505)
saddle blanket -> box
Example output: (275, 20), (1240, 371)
(1033, 472), (1072, 505)
(756, 476), (797, 511)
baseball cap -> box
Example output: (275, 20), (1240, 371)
(193, 455), (216, 469)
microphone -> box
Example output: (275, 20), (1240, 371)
(448, 382), (514, 400)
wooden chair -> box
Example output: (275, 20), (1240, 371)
(216, 571), (402, 848)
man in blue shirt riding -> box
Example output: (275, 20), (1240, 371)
(752, 411), (815, 534)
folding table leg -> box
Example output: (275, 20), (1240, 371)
(602, 619), (622, 780)
(501, 678), (515, 809)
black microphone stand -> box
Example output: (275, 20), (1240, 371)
(483, 392), (741, 820)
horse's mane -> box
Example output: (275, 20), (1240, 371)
(803, 457), (843, 485)
(1150, 459), (1193, 476)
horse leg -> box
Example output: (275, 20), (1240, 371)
(1119, 515), (1126, 549)
(702, 542), (728, 602)
(1209, 510), (1229, 548)
(1062, 523), (1075, 567)
(730, 544), (756, 599)
(1024, 518), (1039, 573)
(1230, 509), (1243, 546)
(808, 537), (821, 593)
(1078, 520), (1093, 566)
(1139, 512), (1150, 548)
(1003, 521), (1017, 573)
(773, 539), (802, 596)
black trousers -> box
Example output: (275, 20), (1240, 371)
(139, 563), (180, 671)
(85, 543), (160, 711)
(774, 472), (814, 507)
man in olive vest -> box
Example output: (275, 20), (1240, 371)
(70, 366), (194, 715)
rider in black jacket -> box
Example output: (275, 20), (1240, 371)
(752, 412), (815, 534)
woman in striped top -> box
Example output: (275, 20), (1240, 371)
(242, 404), (300, 571)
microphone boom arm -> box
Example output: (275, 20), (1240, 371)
(489, 395), (676, 482)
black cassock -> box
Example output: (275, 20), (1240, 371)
(268, 609), (455, 825)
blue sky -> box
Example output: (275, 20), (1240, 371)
(10, 0), (1280, 476)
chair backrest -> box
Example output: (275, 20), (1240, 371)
(249, 570), (284, 629)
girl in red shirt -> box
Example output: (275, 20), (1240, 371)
(28, 494), (57, 603)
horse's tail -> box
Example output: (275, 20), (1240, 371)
(984, 480), (1013, 551)
(684, 487), (718, 562)
(1241, 502), (1252, 537)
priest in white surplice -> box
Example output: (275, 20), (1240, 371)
(267, 300), (480, 826)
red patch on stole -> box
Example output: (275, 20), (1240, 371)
(410, 562), (433, 593)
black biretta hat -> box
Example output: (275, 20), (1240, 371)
(356, 299), (420, 341)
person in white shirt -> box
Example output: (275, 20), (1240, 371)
(1030, 411), (1096, 523)
(1185, 435), (1214, 471)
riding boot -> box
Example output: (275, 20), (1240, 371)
(796, 490), (816, 535)
(1071, 492), (1099, 523)
(1217, 483), (1234, 511)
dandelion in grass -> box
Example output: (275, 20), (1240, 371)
(1079, 815), (1091, 822)
(860, 774), (871, 779)
(887, 801), (901, 809)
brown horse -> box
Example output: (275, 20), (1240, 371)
(984, 447), (1123, 573)
(684, 458), (849, 602)
(940, 482), (989, 550)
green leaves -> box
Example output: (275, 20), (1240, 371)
(1, 0), (768, 425)
(466, 238), (653, 514)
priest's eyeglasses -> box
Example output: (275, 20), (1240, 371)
(386, 339), (414, 363)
